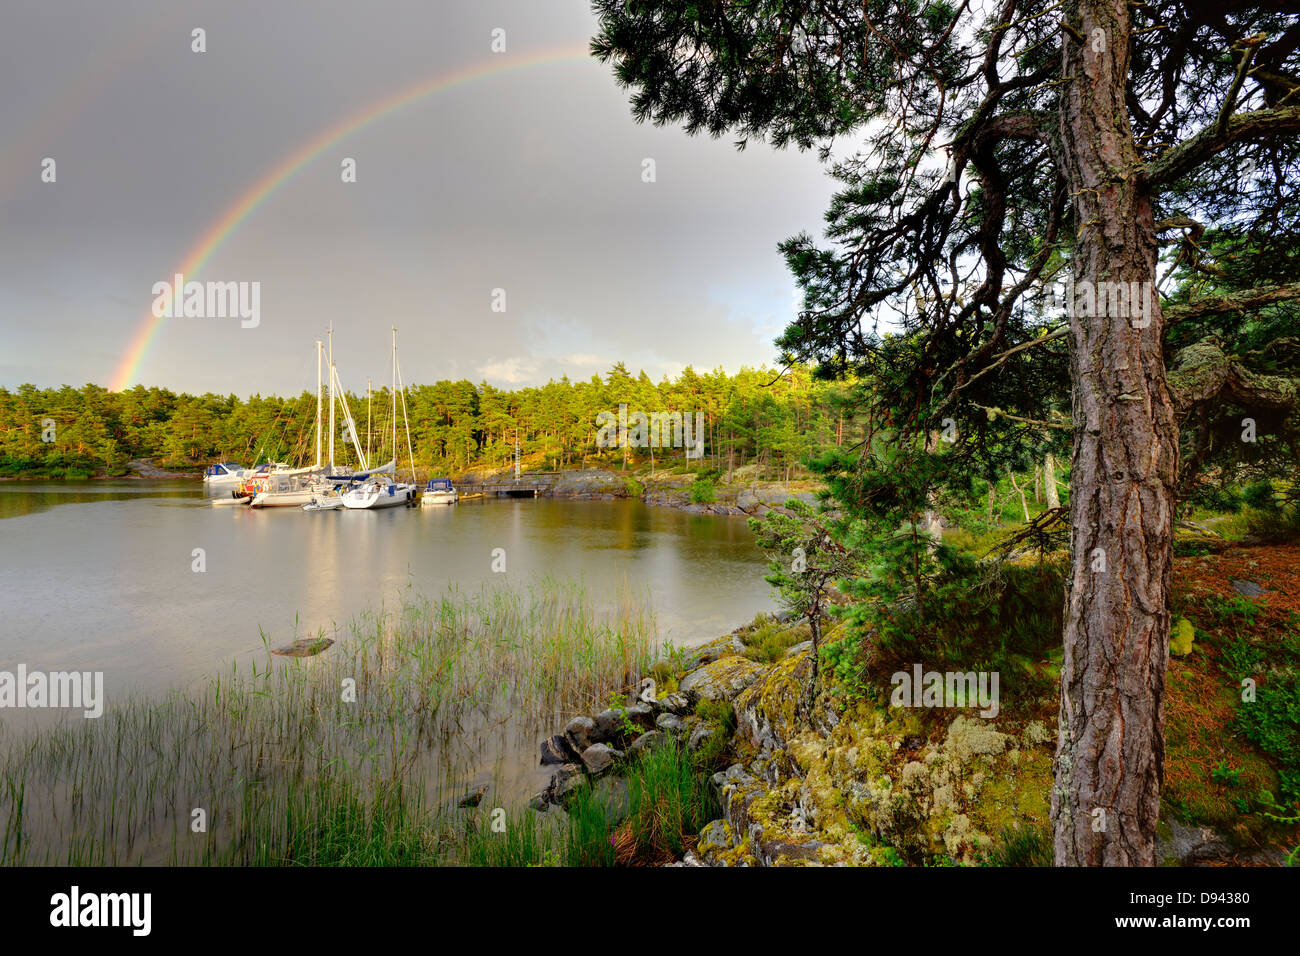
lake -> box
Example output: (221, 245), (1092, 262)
(0, 480), (774, 706)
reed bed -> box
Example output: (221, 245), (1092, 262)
(0, 577), (655, 865)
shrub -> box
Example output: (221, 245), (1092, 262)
(689, 477), (716, 504)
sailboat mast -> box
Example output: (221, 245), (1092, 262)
(391, 327), (397, 470)
(327, 325), (336, 471)
(366, 378), (372, 466)
(315, 339), (323, 469)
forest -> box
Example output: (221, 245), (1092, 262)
(0, 363), (857, 480)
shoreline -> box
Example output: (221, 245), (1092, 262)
(2, 462), (826, 518)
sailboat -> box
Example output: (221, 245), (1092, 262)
(342, 328), (418, 510)
(251, 330), (372, 508)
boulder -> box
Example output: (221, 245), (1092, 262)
(540, 734), (577, 765)
(655, 692), (692, 716)
(529, 763), (585, 809)
(1156, 819), (1236, 865)
(580, 743), (623, 776)
(681, 633), (746, 671)
(679, 656), (766, 703)
(734, 648), (814, 758)
(629, 730), (667, 755)
(565, 715), (597, 754)
(590, 776), (631, 826)
(655, 712), (686, 735)
(593, 709), (624, 741)
(624, 702), (655, 726)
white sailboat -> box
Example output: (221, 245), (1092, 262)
(342, 328), (418, 510)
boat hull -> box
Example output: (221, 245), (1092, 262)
(341, 482), (417, 509)
(420, 492), (458, 506)
(250, 490), (317, 508)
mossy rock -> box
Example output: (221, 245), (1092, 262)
(678, 655), (766, 703)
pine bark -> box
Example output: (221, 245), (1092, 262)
(1052, 0), (1179, 866)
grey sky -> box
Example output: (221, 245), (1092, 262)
(0, 0), (836, 395)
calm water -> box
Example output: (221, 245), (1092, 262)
(0, 480), (774, 701)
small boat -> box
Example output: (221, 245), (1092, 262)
(421, 478), (458, 506)
(302, 493), (344, 512)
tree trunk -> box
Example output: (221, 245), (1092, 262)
(922, 430), (943, 543)
(1052, 0), (1179, 867)
(1008, 468), (1030, 522)
(1044, 452), (1061, 509)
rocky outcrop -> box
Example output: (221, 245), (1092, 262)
(678, 656), (766, 702)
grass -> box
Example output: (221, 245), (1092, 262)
(0, 578), (655, 866)
(440, 739), (720, 867)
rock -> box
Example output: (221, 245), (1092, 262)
(593, 709), (624, 741)
(655, 712), (686, 735)
(565, 715), (597, 754)
(734, 649), (814, 765)
(1230, 579), (1267, 598)
(688, 723), (720, 753)
(1156, 819), (1235, 865)
(590, 776), (631, 825)
(784, 640), (812, 658)
(457, 784), (489, 808)
(540, 734), (577, 765)
(624, 702), (655, 727)
(681, 633), (747, 671)
(679, 656), (766, 702)
(270, 637), (335, 658)
(529, 763), (585, 809)
(629, 730), (666, 755)
(580, 743), (623, 776)
(699, 819), (730, 850)
(669, 850), (706, 867)
(655, 692), (691, 716)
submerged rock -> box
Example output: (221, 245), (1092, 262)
(457, 784), (489, 808)
(270, 637), (335, 658)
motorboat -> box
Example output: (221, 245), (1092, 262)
(202, 461), (253, 491)
(421, 478), (458, 506)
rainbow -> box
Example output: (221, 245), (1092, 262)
(111, 43), (592, 392)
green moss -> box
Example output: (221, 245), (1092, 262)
(1170, 617), (1196, 657)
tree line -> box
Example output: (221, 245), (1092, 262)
(0, 363), (860, 480)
